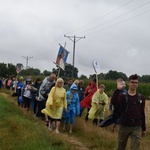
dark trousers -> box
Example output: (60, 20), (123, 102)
(33, 99), (38, 114)
(36, 100), (45, 118)
(23, 96), (30, 109)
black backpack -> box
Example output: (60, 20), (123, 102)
(112, 92), (142, 119)
(124, 92), (142, 112)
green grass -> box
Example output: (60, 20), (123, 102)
(1, 89), (150, 150)
(0, 94), (72, 150)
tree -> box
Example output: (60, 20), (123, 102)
(7, 63), (17, 76)
(79, 74), (88, 80)
(43, 70), (51, 76)
(0, 63), (8, 77)
(52, 64), (79, 79)
(141, 75), (150, 83)
(105, 70), (127, 81)
(98, 73), (106, 80)
(19, 68), (40, 76)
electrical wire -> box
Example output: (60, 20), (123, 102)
(76, 1), (150, 35)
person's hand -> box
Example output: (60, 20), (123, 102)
(50, 105), (53, 109)
(70, 94), (73, 99)
(142, 131), (146, 137)
(109, 110), (113, 114)
(27, 85), (32, 90)
(65, 108), (67, 112)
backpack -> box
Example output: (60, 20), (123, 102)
(100, 93), (143, 128)
(112, 92), (142, 119)
(124, 92), (142, 112)
(40, 82), (55, 99)
(119, 93), (143, 126)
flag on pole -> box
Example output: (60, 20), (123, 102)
(16, 63), (23, 73)
(92, 60), (100, 89)
(55, 44), (69, 70)
(92, 60), (100, 73)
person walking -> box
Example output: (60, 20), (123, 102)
(63, 83), (80, 133)
(88, 84), (108, 125)
(116, 74), (146, 150)
(36, 73), (56, 120)
(22, 78), (37, 111)
(80, 78), (97, 121)
(109, 78), (126, 132)
(16, 77), (25, 106)
(30, 78), (42, 116)
(41, 78), (67, 133)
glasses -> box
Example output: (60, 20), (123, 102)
(130, 81), (138, 84)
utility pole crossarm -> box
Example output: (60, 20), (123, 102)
(64, 34), (85, 77)
(22, 56), (33, 69)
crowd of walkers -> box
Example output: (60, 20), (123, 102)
(0, 73), (146, 150)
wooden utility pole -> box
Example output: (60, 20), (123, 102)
(64, 35), (85, 77)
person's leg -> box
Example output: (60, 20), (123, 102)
(26, 98), (31, 111)
(55, 119), (61, 133)
(116, 125), (130, 150)
(69, 110), (75, 133)
(36, 101), (45, 119)
(130, 126), (142, 150)
(23, 96), (27, 108)
(79, 107), (84, 117)
(85, 108), (90, 121)
(93, 118), (98, 125)
(17, 96), (20, 106)
(112, 124), (117, 132)
(33, 99), (38, 115)
(48, 118), (55, 130)
(63, 116), (69, 131)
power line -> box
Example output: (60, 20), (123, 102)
(78, 1), (150, 36)
(66, 0), (135, 35)
(31, 0), (135, 58)
(87, 9), (150, 36)
(29, 0), (138, 61)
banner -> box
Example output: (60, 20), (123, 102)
(92, 60), (100, 73)
(16, 63), (23, 73)
(55, 45), (69, 70)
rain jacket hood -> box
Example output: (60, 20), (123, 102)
(70, 83), (78, 91)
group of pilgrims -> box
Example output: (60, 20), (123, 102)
(8, 73), (125, 134)
(2, 73), (146, 150)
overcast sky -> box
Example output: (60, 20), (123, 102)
(0, 0), (150, 77)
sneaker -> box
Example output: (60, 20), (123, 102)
(69, 130), (72, 134)
(48, 123), (52, 131)
(55, 129), (60, 133)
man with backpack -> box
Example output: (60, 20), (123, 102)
(109, 78), (127, 132)
(36, 73), (56, 120)
(116, 74), (146, 150)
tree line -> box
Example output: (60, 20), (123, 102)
(0, 62), (150, 83)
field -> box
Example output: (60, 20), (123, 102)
(0, 89), (150, 150)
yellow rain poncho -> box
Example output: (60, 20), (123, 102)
(88, 89), (108, 120)
(41, 86), (67, 119)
